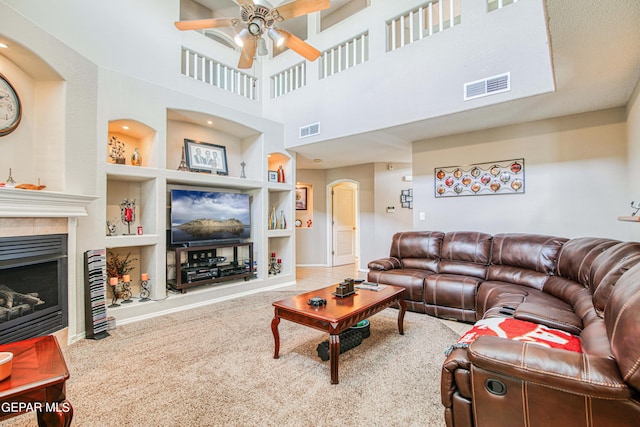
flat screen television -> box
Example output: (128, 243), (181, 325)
(170, 189), (251, 246)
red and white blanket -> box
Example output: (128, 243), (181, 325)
(445, 317), (581, 355)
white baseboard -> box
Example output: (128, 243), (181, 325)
(115, 280), (295, 327)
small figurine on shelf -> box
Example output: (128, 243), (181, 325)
(277, 165), (285, 183)
(4, 168), (16, 188)
(108, 277), (120, 307)
(131, 148), (142, 166)
(177, 145), (190, 171)
(240, 161), (247, 179)
(108, 136), (126, 164)
(269, 252), (282, 275)
(120, 198), (136, 235)
(106, 220), (117, 236)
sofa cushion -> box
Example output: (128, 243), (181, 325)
(438, 231), (492, 279)
(591, 242), (640, 315)
(544, 276), (599, 325)
(425, 274), (481, 311)
(389, 231), (444, 260)
(555, 237), (619, 286)
(478, 281), (583, 334)
(490, 233), (567, 275)
(605, 262), (640, 390)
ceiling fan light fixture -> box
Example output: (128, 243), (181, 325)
(268, 28), (285, 48)
(248, 19), (263, 36)
(234, 28), (249, 47)
(257, 37), (268, 56)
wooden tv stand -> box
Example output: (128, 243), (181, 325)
(167, 241), (255, 293)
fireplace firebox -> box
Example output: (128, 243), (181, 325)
(0, 234), (68, 344)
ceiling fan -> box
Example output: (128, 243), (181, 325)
(175, 0), (330, 69)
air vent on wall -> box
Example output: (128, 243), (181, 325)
(464, 72), (511, 101)
(299, 122), (320, 139)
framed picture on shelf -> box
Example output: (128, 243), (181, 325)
(295, 187), (307, 210)
(184, 139), (228, 175)
(268, 170), (278, 182)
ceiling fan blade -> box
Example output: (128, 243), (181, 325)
(235, 0), (255, 6)
(174, 18), (237, 31)
(276, 29), (321, 62)
(274, 0), (331, 21)
(238, 36), (257, 69)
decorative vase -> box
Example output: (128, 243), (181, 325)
(269, 206), (277, 230)
(131, 148), (142, 166)
(279, 210), (286, 229)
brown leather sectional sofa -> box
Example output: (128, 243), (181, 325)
(367, 231), (640, 427)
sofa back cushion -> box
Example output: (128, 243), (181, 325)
(390, 231), (444, 271)
(438, 231), (492, 278)
(555, 237), (620, 286)
(488, 234), (567, 289)
(591, 242), (640, 315)
(605, 262), (640, 390)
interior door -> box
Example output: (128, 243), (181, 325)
(332, 184), (356, 266)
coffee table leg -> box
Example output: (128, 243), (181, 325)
(37, 400), (73, 427)
(329, 334), (340, 384)
(271, 314), (281, 359)
(398, 299), (407, 335)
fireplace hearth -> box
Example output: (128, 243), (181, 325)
(0, 234), (68, 344)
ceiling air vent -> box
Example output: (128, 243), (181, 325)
(299, 122), (320, 139)
(464, 72), (511, 101)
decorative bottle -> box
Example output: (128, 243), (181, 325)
(131, 148), (142, 166)
(279, 210), (286, 229)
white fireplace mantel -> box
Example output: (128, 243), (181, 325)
(0, 188), (97, 218)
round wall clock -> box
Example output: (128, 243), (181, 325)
(0, 73), (22, 137)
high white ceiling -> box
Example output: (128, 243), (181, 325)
(293, 0), (640, 169)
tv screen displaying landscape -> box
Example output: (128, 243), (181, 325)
(170, 189), (251, 245)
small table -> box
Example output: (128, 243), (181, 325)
(271, 284), (406, 384)
(0, 335), (73, 426)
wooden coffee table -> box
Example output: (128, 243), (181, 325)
(271, 283), (406, 384)
(0, 335), (73, 426)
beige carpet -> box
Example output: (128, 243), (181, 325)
(2, 290), (459, 427)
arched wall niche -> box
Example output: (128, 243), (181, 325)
(0, 34), (66, 190)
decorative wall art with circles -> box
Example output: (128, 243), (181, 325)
(434, 159), (525, 198)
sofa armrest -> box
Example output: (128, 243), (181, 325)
(441, 348), (472, 407)
(468, 336), (632, 399)
(367, 257), (401, 271)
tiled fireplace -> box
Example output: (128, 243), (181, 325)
(0, 189), (96, 344)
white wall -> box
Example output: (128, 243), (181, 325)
(626, 75), (640, 240)
(297, 162), (413, 268)
(263, 0), (553, 150)
(412, 108), (633, 240)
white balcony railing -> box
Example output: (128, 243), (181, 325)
(319, 32), (369, 80)
(387, 0), (461, 51)
(181, 48), (258, 101)
(488, 0), (519, 12)
(271, 62), (306, 99)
